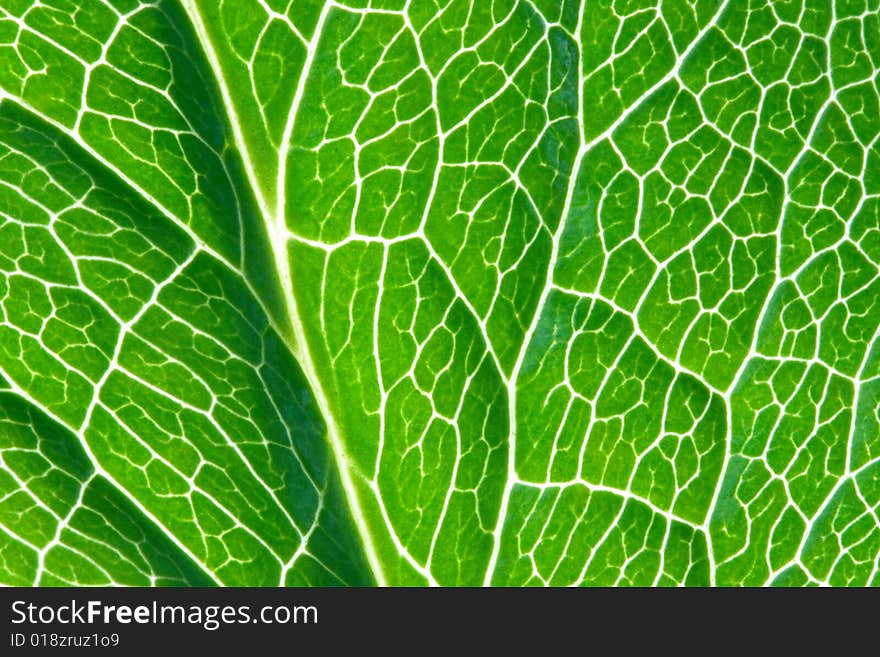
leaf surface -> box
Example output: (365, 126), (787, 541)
(0, 0), (878, 586)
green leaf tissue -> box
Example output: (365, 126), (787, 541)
(0, 0), (878, 586)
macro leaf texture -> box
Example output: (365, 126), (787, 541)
(0, 0), (878, 587)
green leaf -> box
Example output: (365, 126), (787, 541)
(0, 0), (877, 586)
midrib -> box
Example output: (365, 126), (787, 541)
(180, 0), (388, 586)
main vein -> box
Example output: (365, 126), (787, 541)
(180, 0), (388, 586)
